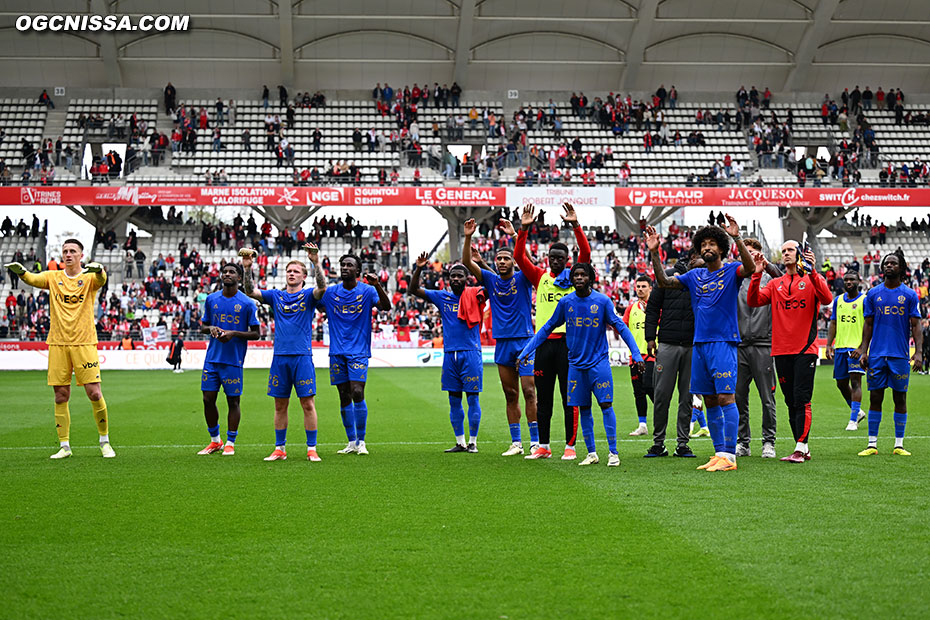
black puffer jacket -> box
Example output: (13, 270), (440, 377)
(644, 261), (695, 346)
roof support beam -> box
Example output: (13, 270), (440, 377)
(453, 0), (477, 86)
(784, 0), (840, 91)
(89, 0), (122, 88)
(620, 0), (658, 91)
(278, 0), (295, 88)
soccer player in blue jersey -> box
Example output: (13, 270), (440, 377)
(198, 263), (260, 456)
(644, 215), (756, 472)
(240, 244), (327, 462)
(519, 262), (644, 467)
(314, 254), (391, 455)
(409, 252), (483, 453)
(462, 217), (539, 457)
(852, 250), (922, 456)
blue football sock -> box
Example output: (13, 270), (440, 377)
(509, 422), (521, 443)
(207, 424), (220, 440)
(638, 415), (647, 425)
(868, 409), (882, 439)
(850, 401), (861, 423)
(466, 394), (481, 439)
(721, 402), (739, 454)
(528, 421), (539, 444)
(448, 394), (465, 437)
(226, 430), (238, 444)
(340, 405), (357, 442)
(274, 428), (287, 447)
(706, 405), (725, 453)
(579, 407), (596, 453)
(893, 412), (907, 438)
(601, 406), (617, 454)
(305, 429), (317, 447)
(692, 407), (706, 427)
(354, 400), (368, 441)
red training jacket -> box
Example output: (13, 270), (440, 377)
(747, 270), (833, 356)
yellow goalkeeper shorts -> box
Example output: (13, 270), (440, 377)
(48, 345), (102, 386)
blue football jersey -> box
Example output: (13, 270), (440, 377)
(203, 290), (259, 366)
(481, 268), (533, 339)
(423, 289), (480, 352)
(677, 261), (743, 343)
(320, 282), (380, 358)
(864, 283), (919, 358)
(261, 288), (317, 355)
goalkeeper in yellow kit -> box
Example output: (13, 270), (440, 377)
(5, 238), (114, 459)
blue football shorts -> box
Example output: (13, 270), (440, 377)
(201, 361), (244, 397)
(268, 354), (316, 398)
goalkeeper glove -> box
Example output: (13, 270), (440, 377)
(4, 262), (25, 275)
(82, 262), (104, 274)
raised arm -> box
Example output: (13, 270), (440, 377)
(82, 261), (107, 288)
(237, 248), (265, 303)
(563, 202), (591, 264)
(408, 252), (429, 301)
(724, 213), (755, 277)
(643, 225), (682, 289)
(746, 251), (774, 307)
(304, 243), (326, 299)
(461, 218), (483, 282)
(364, 273), (392, 311)
(804, 249), (834, 305)
(5, 263), (49, 289)
(512, 205), (544, 285)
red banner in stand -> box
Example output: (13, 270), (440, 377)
(0, 185), (928, 208)
(613, 186), (930, 208)
(0, 186), (508, 207)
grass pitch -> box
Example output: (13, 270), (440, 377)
(0, 366), (928, 619)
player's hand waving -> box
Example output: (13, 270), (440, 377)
(643, 225), (661, 253)
(4, 262), (25, 275)
(303, 243), (320, 264)
(750, 250), (767, 274)
(238, 248), (256, 268)
(415, 251), (429, 269)
(521, 204), (536, 228)
(723, 213), (740, 238)
(498, 218), (516, 237)
(363, 273), (379, 286)
(463, 218), (477, 236)
(560, 202), (578, 226)
(82, 262), (104, 274)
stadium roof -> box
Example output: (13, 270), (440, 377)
(2, 0), (930, 94)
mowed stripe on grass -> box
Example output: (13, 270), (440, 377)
(1, 367), (927, 618)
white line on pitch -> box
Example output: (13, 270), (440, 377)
(1, 436), (929, 451)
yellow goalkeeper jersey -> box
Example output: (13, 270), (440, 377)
(22, 269), (106, 345)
